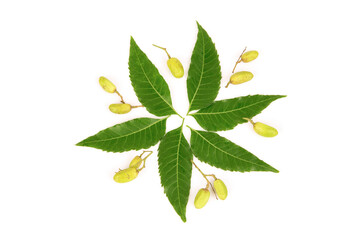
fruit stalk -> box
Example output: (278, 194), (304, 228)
(191, 159), (217, 199)
(137, 150), (153, 171)
(243, 117), (255, 125)
(232, 47), (247, 73)
(152, 44), (171, 59)
(114, 90), (125, 104)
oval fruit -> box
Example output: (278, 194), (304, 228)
(99, 76), (116, 93)
(109, 103), (131, 114)
(113, 167), (138, 183)
(230, 71), (254, 85)
(194, 188), (210, 209)
(241, 50), (259, 63)
(129, 156), (142, 169)
(167, 58), (184, 78)
(253, 122), (278, 137)
(214, 179), (228, 200)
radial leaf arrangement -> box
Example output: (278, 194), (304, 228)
(76, 22), (286, 222)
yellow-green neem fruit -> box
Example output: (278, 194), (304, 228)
(230, 71), (254, 85)
(253, 122), (278, 137)
(129, 156), (142, 169)
(194, 188), (210, 209)
(99, 76), (116, 93)
(109, 103), (131, 114)
(241, 50), (259, 63)
(167, 58), (184, 78)
(113, 167), (139, 183)
(214, 179), (228, 200)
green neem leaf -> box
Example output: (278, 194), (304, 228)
(189, 127), (278, 173)
(191, 95), (286, 131)
(76, 117), (167, 153)
(158, 125), (193, 222)
(187, 22), (221, 113)
(129, 37), (177, 117)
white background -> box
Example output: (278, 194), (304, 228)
(1, 0), (359, 239)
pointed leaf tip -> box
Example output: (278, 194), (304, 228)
(187, 22), (221, 112)
(130, 36), (135, 43)
(196, 21), (202, 28)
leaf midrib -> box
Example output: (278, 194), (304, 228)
(191, 97), (281, 116)
(191, 128), (276, 172)
(187, 27), (205, 113)
(134, 46), (176, 115)
(81, 118), (165, 144)
(175, 126), (184, 218)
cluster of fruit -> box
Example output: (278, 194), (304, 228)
(113, 149), (228, 210)
(194, 179), (228, 209)
(192, 159), (228, 209)
(228, 48), (278, 137)
(113, 151), (153, 183)
(98, 44), (184, 115)
(226, 47), (258, 87)
(99, 76), (143, 114)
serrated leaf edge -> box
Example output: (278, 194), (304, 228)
(130, 37), (179, 117)
(191, 95), (286, 116)
(187, 22), (221, 113)
(76, 117), (168, 145)
(173, 124), (187, 222)
(158, 122), (192, 222)
(187, 24), (206, 113)
(189, 127), (279, 173)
